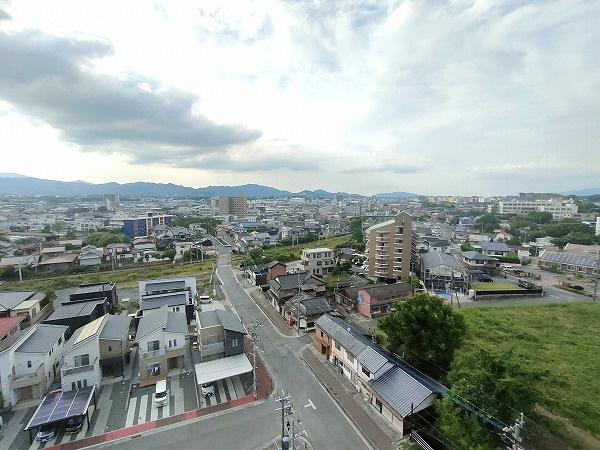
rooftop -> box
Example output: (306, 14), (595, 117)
(136, 306), (187, 339)
(46, 299), (106, 320)
(0, 291), (36, 312)
(73, 283), (115, 295)
(15, 323), (68, 354)
(0, 315), (25, 337)
(140, 291), (188, 311)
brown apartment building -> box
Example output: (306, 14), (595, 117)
(366, 212), (416, 281)
(218, 192), (248, 216)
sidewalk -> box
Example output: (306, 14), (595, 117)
(301, 347), (399, 450)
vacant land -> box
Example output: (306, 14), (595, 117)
(471, 281), (525, 291)
(0, 260), (215, 291)
(460, 303), (600, 445)
(261, 234), (351, 263)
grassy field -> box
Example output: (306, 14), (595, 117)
(260, 234), (352, 263)
(0, 260), (215, 291)
(471, 281), (525, 291)
(459, 303), (600, 443)
(323, 272), (351, 290)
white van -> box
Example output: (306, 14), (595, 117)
(154, 379), (168, 407)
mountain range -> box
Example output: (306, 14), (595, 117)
(0, 174), (359, 198)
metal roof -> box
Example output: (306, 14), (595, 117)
(46, 299), (106, 320)
(143, 279), (186, 293)
(73, 283), (115, 295)
(99, 315), (131, 340)
(0, 291), (35, 311)
(421, 251), (464, 270)
(25, 386), (96, 431)
(15, 324), (67, 353)
(369, 366), (435, 417)
(136, 306), (187, 340)
(194, 353), (252, 385)
(461, 251), (497, 261)
(539, 250), (597, 268)
(216, 310), (246, 334)
(140, 291), (187, 311)
(478, 242), (510, 252)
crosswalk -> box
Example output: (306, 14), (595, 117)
(124, 378), (185, 428)
(201, 375), (247, 408)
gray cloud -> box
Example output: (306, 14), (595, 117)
(0, 8), (11, 21)
(0, 29), (261, 165)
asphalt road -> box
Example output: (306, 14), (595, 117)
(106, 244), (369, 450)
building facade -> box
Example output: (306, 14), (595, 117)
(122, 213), (173, 238)
(218, 194), (248, 216)
(365, 213), (415, 281)
(301, 247), (334, 276)
(498, 198), (578, 220)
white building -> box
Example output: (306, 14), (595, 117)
(498, 198), (578, 220)
(301, 247), (334, 276)
(596, 217), (600, 236)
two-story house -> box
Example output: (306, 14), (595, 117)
(475, 241), (511, 258)
(314, 315), (446, 435)
(301, 248), (334, 276)
(139, 277), (197, 322)
(68, 283), (118, 314)
(283, 292), (332, 331)
(356, 283), (414, 318)
(60, 315), (132, 391)
(197, 309), (246, 361)
(135, 306), (187, 386)
(2, 323), (67, 405)
(0, 291), (51, 326)
(461, 251), (498, 272)
(267, 272), (326, 313)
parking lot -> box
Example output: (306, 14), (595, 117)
(125, 372), (197, 427)
(199, 373), (251, 408)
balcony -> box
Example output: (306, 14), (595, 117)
(140, 347), (166, 359)
(62, 357), (98, 376)
(9, 363), (44, 389)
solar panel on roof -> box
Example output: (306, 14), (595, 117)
(25, 386), (95, 430)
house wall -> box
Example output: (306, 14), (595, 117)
(224, 330), (245, 357)
(267, 264), (287, 280)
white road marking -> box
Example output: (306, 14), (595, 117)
(125, 396), (137, 427)
(232, 374), (245, 397)
(226, 377), (237, 401)
(138, 394), (148, 424)
(216, 379), (227, 404)
(304, 398), (316, 410)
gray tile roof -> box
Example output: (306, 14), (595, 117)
(143, 279), (187, 293)
(198, 310), (221, 328)
(216, 310), (246, 334)
(462, 251), (496, 261)
(136, 306), (187, 339)
(369, 365), (435, 416)
(273, 272), (312, 290)
(73, 283), (115, 295)
(479, 242), (510, 252)
(359, 282), (413, 299)
(140, 291), (187, 311)
(15, 324), (67, 353)
(100, 315), (131, 340)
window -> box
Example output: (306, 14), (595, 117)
(58, 337), (62, 345)
(347, 353), (355, 365)
(27, 360), (32, 368)
(147, 362), (160, 377)
(362, 367), (371, 377)
(83, 379), (88, 387)
(72, 382), (76, 391)
(108, 345), (112, 351)
(375, 398), (383, 414)
(77, 380), (82, 389)
(168, 340), (172, 348)
(334, 341), (341, 351)
(147, 340), (160, 352)
(173, 339), (177, 347)
(231, 338), (239, 347)
(74, 354), (90, 367)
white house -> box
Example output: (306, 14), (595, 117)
(78, 245), (104, 266)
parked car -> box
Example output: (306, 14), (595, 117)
(154, 379), (168, 407)
(36, 424), (55, 443)
(478, 274), (494, 282)
(198, 296), (212, 304)
(65, 416), (84, 434)
(571, 285), (585, 291)
(201, 382), (215, 397)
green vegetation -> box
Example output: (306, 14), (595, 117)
(0, 260), (214, 291)
(378, 293), (466, 378)
(459, 303), (600, 441)
(460, 241), (474, 252)
(475, 214), (501, 233)
(471, 281), (524, 291)
(172, 216), (221, 234)
(245, 234), (352, 265)
(323, 273), (351, 290)
(84, 231), (130, 247)
(160, 248), (176, 261)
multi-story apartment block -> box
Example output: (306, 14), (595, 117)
(301, 247), (334, 276)
(122, 212), (173, 238)
(498, 198), (578, 220)
(365, 212), (415, 281)
(218, 193), (248, 216)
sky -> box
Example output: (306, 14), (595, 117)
(0, 0), (599, 196)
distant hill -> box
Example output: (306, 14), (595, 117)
(375, 191), (420, 199)
(0, 174), (355, 199)
(562, 188), (600, 196)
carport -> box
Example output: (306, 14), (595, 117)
(194, 354), (252, 385)
(24, 386), (97, 443)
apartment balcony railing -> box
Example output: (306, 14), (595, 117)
(62, 357), (99, 376)
(140, 347), (166, 359)
(9, 363), (44, 388)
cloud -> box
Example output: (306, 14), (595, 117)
(0, 29), (261, 167)
(0, 8), (11, 22)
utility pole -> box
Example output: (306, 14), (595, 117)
(249, 320), (263, 398)
(593, 248), (599, 303)
(274, 391), (293, 449)
(503, 412), (524, 450)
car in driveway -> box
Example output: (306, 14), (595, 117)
(154, 379), (169, 407)
(36, 424), (55, 443)
(478, 274), (494, 282)
(201, 382), (215, 397)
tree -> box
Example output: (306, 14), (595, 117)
(64, 230), (77, 239)
(84, 232), (130, 247)
(42, 289), (57, 308)
(183, 247), (203, 261)
(435, 349), (541, 449)
(349, 217), (364, 244)
(475, 214), (500, 233)
(378, 293), (466, 378)
(460, 242), (474, 252)
(161, 248), (176, 260)
(244, 247), (264, 268)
